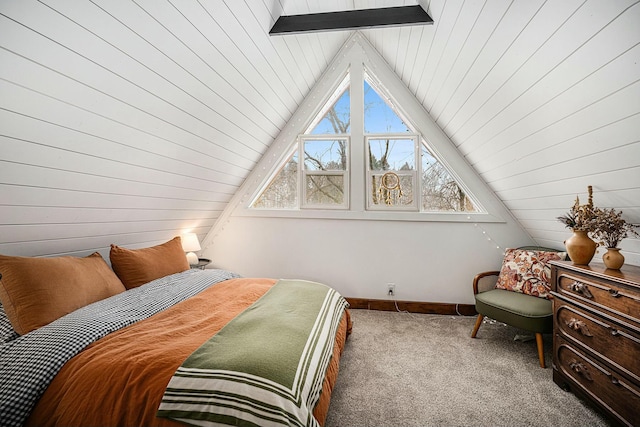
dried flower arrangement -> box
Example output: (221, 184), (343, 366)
(556, 185), (597, 232)
(591, 207), (640, 248)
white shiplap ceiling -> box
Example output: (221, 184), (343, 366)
(0, 0), (638, 260)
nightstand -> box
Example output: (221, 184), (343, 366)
(190, 258), (211, 270)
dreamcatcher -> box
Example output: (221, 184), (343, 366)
(378, 171), (403, 206)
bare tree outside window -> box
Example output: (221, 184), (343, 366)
(421, 146), (477, 212)
(252, 152), (298, 208)
(310, 86), (350, 135)
(304, 139), (347, 206)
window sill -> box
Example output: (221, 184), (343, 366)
(238, 208), (505, 223)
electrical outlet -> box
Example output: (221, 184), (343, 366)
(387, 283), (395, 297)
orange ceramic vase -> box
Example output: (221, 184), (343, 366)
(564, 230), (597, 265)
(602, 247), (624, 270)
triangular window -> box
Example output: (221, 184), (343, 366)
(421, 144), (478, 212)
(364, 77), (411, 134)
(249, 34), (483, 218)
(308, 75), (350, 135)
(251, 148), (298, 209)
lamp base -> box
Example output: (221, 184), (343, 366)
(186, 252), (199, 265)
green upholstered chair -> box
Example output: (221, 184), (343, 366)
(470, 246), (566, 368)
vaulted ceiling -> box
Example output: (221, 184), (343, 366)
(1, 0), (638, 261)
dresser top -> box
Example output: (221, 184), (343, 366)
(550, 260), (640, 287)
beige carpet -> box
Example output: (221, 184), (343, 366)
(325, 309), (611, 427)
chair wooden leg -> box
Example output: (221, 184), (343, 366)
(471, 314), (484, 338)
(535, 333), (545, 368)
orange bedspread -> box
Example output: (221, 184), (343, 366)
(26, 277), (351, 427)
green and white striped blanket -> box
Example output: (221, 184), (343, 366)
(157, 279), (348, 427)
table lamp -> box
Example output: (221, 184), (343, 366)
(181, 233), (201, 265)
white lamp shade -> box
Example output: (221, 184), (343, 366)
(181, 233), (201, 252)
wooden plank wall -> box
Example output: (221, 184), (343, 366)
(365, 0), (640, 264)
(0, 0), (638, 269)
(0, 0), (347, 258)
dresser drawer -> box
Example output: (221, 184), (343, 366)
(555, 302), (640, 382)
(556, 272), (640, 326)
(555, 338), (640, 427)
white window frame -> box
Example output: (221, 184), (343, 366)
(365, 134), (420, 211)
(300, 136), (350, 210)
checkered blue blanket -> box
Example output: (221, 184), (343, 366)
(0, 269), (239, 427)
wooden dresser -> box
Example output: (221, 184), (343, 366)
(550, 261), (640, 427)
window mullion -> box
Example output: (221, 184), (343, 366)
(349, 60), (365, 211)
(416, 137), (422, 210)
(297, 136), (303, 209)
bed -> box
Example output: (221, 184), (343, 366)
(0, 237), (351, 427)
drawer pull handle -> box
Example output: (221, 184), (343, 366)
(608, 289), (620, 298)
(569, 360), (593, 381)
(566, 318), (593, 337)
(611, 377), (620, 386)
(610, 329), (621, 337)
(570, 282), (593, 298)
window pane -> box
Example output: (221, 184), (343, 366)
(305, 175), (344, 205)
(368, 139), (415, 171)
(309, 87), (350, 134)
(304, 139), (347, 171)
(364, 80), (411, 133)
(252, 152), (298, 209)
(421, 146), (478, 212)
(369, 173), (414, 206)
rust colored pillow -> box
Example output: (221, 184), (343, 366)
(0, 252), (126, 335)
(109, 236), (190, 289)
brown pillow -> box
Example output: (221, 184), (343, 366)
(0, 252), (126, 335)
(109, 236), (190, 289)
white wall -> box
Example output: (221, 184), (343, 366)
(207, 216), (532, 304)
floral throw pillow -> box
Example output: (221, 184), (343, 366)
(495, 248), (565, 299)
